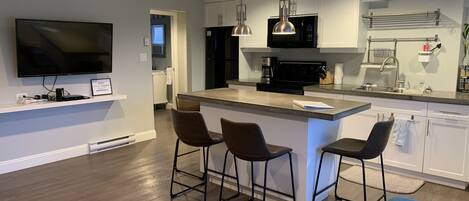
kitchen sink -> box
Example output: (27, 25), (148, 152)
(354, 86), (423, 95)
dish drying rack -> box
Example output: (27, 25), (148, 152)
(361, 35), (440, 68)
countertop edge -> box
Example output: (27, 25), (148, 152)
(226, 80), (258, 87)
(178, 93), (371, 121)
(304, 85), (469, 106)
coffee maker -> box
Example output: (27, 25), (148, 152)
(261, 56), (277, 83)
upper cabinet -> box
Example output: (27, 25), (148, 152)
(205, 0), (369, 49)
(238, 0), (276, 48)
(317, 0), (368, 49)
(294, 0), (319, 15)
(205, 0), (238, 27)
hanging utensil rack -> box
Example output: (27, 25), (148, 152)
(363, 9), (441, 29)
(363, 34), (440, 65)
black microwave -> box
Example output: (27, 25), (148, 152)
(267, 15), (318, 48)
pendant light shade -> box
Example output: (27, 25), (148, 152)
(273, 0), (296, 35)
(232, 0), (252, 37)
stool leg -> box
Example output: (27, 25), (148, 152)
(202, 147), (206, 178)
(251, 161), (255, 201)
(360, 159), (367, 201)
(170, 139), (180, 197)
(288, 152), (296, 201)
(219, 150), (230, 201)
(234, 156), (240, 194)
(380, 154), (387, 201)
(312, 151), (326, 201)
(203, 146), (210, 201)
(334, 156), (344, 200)
(262, 160), (269, 201)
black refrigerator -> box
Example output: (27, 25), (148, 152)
(205, 27), (239, 89)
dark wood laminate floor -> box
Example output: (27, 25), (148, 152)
(0, 109), (468, 201)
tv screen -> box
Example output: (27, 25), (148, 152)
(16, 19), (113, 77)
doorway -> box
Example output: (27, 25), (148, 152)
(149, 10), (188, 110)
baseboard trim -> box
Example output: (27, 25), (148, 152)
(0, 129), (156, 175)
(135, 129), (157, 142)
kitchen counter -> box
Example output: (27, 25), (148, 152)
(178, 88), (370, 121)
(181, 88), (370, 200)
(304, 84), (469, 106)
(226, 78), (261, 87)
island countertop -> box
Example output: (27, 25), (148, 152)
(178, 88), (370, 121)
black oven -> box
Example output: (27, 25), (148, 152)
(267, 15), (318, 48)
(257, 61), (326, 95)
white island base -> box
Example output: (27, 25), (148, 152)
(201, 102), (341, 201)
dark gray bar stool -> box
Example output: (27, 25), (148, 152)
(312, 117), (394, 201)
(170, 109), (225, 200)
(219, 118), (296, 201)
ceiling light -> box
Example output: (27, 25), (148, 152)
(232, 0), (252, 37)
(273, 0), (296, 35)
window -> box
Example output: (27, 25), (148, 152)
(151, 24), (165, 57)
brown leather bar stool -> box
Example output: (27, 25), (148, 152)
(312, 117), (394, 201)
(175, 96), (200, 111)
(219, 118), (296, 201)
(170, 109), (226, 200)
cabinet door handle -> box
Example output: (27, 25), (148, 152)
(438, 110), (464, 116)
(426, 119), (430, 136)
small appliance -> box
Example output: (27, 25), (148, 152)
(267, 15), (318, 48)
(261, 57), (277, 83)
(257, 60), (326, 95)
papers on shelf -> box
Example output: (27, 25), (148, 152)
(293, 100), (334, 110)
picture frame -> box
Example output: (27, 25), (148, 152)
(90, 78), (113, 96)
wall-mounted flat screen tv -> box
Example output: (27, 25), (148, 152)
(16, 19), (113, 77)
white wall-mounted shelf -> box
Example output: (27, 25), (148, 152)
(0, 94), (127, 115)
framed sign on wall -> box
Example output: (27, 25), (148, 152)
(90, 78), (113, 96)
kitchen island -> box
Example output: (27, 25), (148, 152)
(178, 88), (370, 201)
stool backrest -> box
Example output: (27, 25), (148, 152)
(176, 96), (200, 111)
(220, 118), (270, 161)
(171, 109), (212, 147)
(360, 117), (395, 159)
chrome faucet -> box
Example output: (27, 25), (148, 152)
(380, 56), (404, 89)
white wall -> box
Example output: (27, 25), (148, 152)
(356, 0), (466, 91)
(0, 0), (205, 164)
(240, 0), (465, 92)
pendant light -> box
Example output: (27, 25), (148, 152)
(272, 0), (296, 35)
(232, 0), (252, 37)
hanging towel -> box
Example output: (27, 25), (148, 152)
(391, 119), (410, 146)
(166, 67), (173, 85)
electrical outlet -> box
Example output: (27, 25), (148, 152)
(16, 93), (27, 101)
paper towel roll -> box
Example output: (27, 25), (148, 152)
(334, 63), (344, 85)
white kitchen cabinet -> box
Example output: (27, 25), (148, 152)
(382, 113), (426, 172)
(238, 0), (276, 48)
(317, 0), (368, 49)
(205, 1), (237, 27)
(293, 0), (318, 15)
(340, 110), (376, 140)
(424, 118), (469, 181)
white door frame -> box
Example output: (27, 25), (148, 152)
(149, 9), (188, 104)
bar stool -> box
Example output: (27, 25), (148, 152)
(170, 109), (225, 200)
(219, 118), (296, 201)
(175, 96), (200, 111)
(312, 117), (394, 201)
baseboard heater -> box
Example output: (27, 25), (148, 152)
(88, 134), (136, 154)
